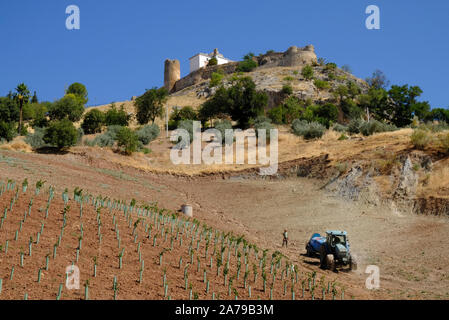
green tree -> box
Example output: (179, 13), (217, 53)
(66, 83), (88, 104)
(340, 99), (363, 120)
(169, 106), (198, 128)
(82, 109), (105, 134)
(299, 104), (338, 128)
(237, 53), (258, 73)
(31, 102), (50, 128)
(43, 119), (78, 149)
(346, 81), (361, 99)
(23, 102), (50, 128)
(424, 108), (449, 123)
(48, 94), (85, 122)
(135, 87), (168, 124)
(200, 76), (267, 128)
(388, 85), (430, 127)
(366, 70), (390, 90)
(0, 121), (17, 142)
(358, 87), (389, 121)
(31, 91), (38, 104)
(0, 96), (19, 123)
(267, 106), (283, 124)
(281, 96), (305, 124)
(116, 127), (139, 155)
(14, 83), (30, 134)
(313, 103), (339, 128)
(105, 103), (130, 126)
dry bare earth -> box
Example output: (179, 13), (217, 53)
(1, 128), (449, 299)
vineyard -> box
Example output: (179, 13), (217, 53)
(0, 177), (347, 300)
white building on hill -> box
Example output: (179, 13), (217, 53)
(189, 49), (233, 73)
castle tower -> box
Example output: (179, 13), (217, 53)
(281, 45), (317, 67)
(164, 59), (181, 93)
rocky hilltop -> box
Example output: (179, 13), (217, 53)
(169, 45), (369, 110)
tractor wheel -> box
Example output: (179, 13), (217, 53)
(306, 243), (313, 257)
(350, 255), (358, 271)
(326, 254), (335, 271)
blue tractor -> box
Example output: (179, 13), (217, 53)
(305, 231), (357, 271)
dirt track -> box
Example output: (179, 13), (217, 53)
(1, 145), (449, 300)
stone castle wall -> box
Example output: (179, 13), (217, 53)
(173, 62), (239, 93)
(169, 45), (317, 94)
(257, 45), (317, 68)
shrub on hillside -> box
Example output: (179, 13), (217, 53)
(314, 79), (330, 90)
(267, 106), (283, 125)
(77, 128), (84, 145)
(359, 120), (397, 136)
(25, 127), (47, 149)
(411, 129), (431, 150)
(301, 65), (314, 80)
(172, 120), (195, 149)
(348, 118), (363, 134)
(207, 57), (218, 66)
(325, 62), (337, 71)
(254, 119), (275, 141)
(210, 71), (224, 87)
(292, 119), (326, 140)
(105, 125), (124, 140)
(281, 84), (293, 95)
(332, 123), (348, 133)
(89, 133), (115, 148)
(237, 53), (258, 73)
(136, 124), (160, 145)
(85, 125), (124, 147)
(82, 109), (105, 134)
(214, 119), (233, 145)
(43, 119), (78, 150)
(116, 127), (139, 155)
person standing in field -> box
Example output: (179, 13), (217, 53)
(282, 229), (288, 248)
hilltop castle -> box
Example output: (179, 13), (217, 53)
(164, 45), (317, 94)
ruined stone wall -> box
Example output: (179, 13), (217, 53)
(257, 45), (317, 68)
(173, 62), (239, 93)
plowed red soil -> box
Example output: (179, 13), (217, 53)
(1, 146), (449, 300)
(0, 187), (346, 300)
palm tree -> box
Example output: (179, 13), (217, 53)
(15, 83), (30, 134)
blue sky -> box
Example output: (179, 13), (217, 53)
(1, 0), (448, 108)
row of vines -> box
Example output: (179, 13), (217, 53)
(0, 177), (347, 300)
